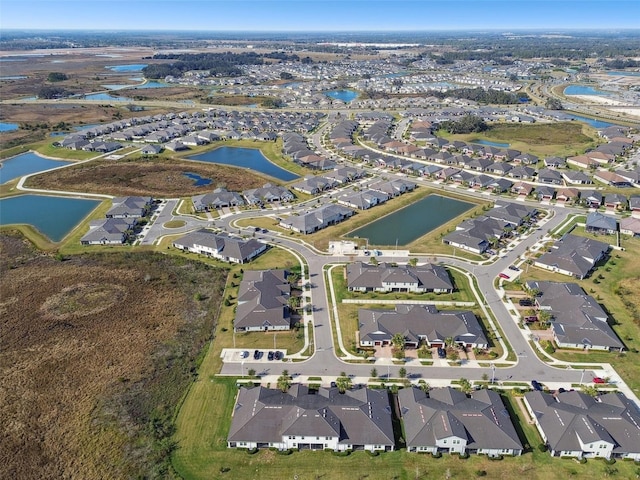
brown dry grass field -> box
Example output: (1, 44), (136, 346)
(0, 231), (228, 479)
(24, 156), (270, 198)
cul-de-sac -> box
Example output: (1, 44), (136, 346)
(1, 7), (640, 479)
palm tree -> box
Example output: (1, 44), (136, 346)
(458, 377), (473, 395)
(399, 367), (407, 379)
(335, 374), (352, 393)
(392, 333), (406, 350)
(370, 367), (378, 378)
(277, 372), (291, 392)
(408, 257), (418, 267)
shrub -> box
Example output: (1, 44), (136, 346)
(247, 447), (259, 455)
(367, 450), (380, 457)
(475, 470), (487, 477)
(277, 449), (293, 455)
(538, 443), (548, 452)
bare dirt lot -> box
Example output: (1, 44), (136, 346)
(0, 232), (227, 479)
(25, 156), (271, 197)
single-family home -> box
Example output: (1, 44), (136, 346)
(534, 234), (609, 280)
(585, 212), (617, 235)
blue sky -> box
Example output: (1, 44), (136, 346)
(1, 0), (639, 31)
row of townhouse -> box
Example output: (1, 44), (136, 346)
(290, 166), (366, 195)
(230, 384), (640, 460)
(172, 229), (267, 264)
(58, 108), (325, 153)
(443, 202), (538, 254)
(228, 385), (525, 457)
(80, 196), (153, 245)
(191, 183), (294, 211)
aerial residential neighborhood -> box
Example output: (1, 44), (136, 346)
(2, 2), (640, 478)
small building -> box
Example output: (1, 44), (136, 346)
(173, 229), (267, 264)
(80, 217), (135, 245)
(234, 269), (291, 332)
(346, 262), (453, 293)
(585, 212), (617, 235)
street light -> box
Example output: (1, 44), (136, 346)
(241, 360), (244, 377)
(579, 369), (585, 386)
(491, 363), (496, 384)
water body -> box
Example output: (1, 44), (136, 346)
(106, 64), (147, 72)
(0, 75), (27, 80)
(0, 122), (19, 132)
(183, 172), (212, 187)
(606, 71), (640, 77)
(0, 194), (100, 242)
(187, 147), (298, 182)
(347, 195), (474, 246)
(564, 85), (611, 96)
(472, 139), (510, 148)
(84, 92), (133, 102)
(0, 152), (71, 184)
(565, 114), (617, 129)
(325, 90), (358, 102)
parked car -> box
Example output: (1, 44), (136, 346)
(508, 265), (519, 271)
(437, 347), (447, 359)
(253, 349), (261, 360)
(593, 377), (606, 384)
(519, 299), (533, 307)
(267, 351), (275, 361)
(274, 351), (283, 360)
(498, 273), (510, 279)
(531, 380), (543, 391)
(240, 350), (249, 359)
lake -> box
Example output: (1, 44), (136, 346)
(564, 85), (611, 96)
(187, 147), (298, 182)
(607, 71), (640, 77)
(566, 114), (618, 129)
(106, 64), (147, 72)
(0, 122), (19, 132)
(472, 139), (510, 148)
(347, 194), (474, 246)
(183, 172), (212, 187)
(0, 75), (27, 80)
(0, 194), (100, 242)
(84, 92), (133, 102)
(325, 90), (358, 102)
(0, 152), (72, 184)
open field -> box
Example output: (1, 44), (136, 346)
(0, 231), (228, 479)
(440, 122), (600, 158)
(24, 155), (271, 198)
(519, 229), (640, 393)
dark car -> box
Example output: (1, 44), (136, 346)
(267, 351), (274, 361)
(519, 299), (533, 307)
(262, 229), (269, 233)
(508, 265), (519, 271)
(531, 380), (543, 391)
(274, 351), (283, 360)
(437, 347), (447, 359)
(253, 349), (261, 360)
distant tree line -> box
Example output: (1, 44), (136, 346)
(604, 59), (640, 69)
(37, 85), (70, 99)
(431, 87), (523, 104)
(438, 115), (488, 134)
(142, 51), (302, 79)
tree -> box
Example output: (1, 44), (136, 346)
(392, 333), (405, 350)
(277, 372), (292, 392)
(399, 367), (407, 379)
(47, 72), (68, 82)
(279, 72), (294, 80)
(459, 378), (473, 394)
(545, 97), (563, 110)
(335, 374), (352, 393)
(408, 257), (418, 267)
(370, 367), (378, 378)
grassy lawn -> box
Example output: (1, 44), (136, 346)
(439, 122), (600, 158)
(37, 143), (98, 160)
(520, 231), (640, 394)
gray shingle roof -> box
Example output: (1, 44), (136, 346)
(398, 387), (523, 451)
(347, 262), (453, 292)
(228, 385), (395, 448)
(235, 269), (290, 330)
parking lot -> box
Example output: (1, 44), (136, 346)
(221, 348), (287, 363)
